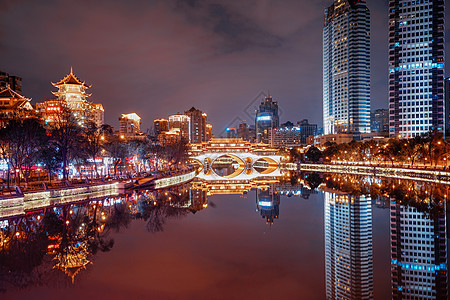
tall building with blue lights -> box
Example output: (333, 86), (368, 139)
(324, 192), (373, 299)
(388, 0), (445, 138)
(323, 0), (371, 136)
(390, 201), (447, 299)
(255, 95), (279, 144)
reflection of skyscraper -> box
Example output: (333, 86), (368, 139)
(189, 188), (208, 211)
(256, 186), (280, 225)
(390, 201), (447, 299)
(325, 192), (373, 299)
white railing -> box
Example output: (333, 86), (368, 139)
(299, 163), (450, 185)
(153, 171), (197, 189)
(0, 182), (119, 219)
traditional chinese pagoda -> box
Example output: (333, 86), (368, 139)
(37, 67), (104, 128)
(51, 67), (92, 125)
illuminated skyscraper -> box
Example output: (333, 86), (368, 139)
(325, 192), (373, 299)
(390, 201), (447, 299)
(256, 95), (279, 144)
(388, 0), (445, 138)
(323, 0), (370, 136)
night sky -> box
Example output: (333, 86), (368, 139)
(0, 0), (448, 134)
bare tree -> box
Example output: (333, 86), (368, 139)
(49, 107), (84, 180)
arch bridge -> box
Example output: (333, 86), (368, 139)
(188, 138), (283, 180)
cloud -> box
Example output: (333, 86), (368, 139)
(0, 0), (423, 134)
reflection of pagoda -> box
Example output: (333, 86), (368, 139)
(391, 201), (447, 299)
(53, 241), (91, 284)
(325, 193), (373, 299)
(256, 185), (280, 225)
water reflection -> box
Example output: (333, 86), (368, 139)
(324, 193), (373, 299)
(390, 201), (448, 299)
(256, 185), (280, 225)
(318, 173), (449, 299)
(0, 198), (132, 290)
(0, 173), (448, 298)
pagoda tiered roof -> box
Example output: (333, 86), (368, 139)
(51, 67), (91, 88)
(0, 86), (33, 110)
(0, 85), (29, 100)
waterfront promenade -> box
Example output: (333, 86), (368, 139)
(0, 167), (196, 219)
(299, 162), (450, 185)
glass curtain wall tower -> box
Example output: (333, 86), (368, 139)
(388, 0), (445, 138)
(323, 0), (371, 136)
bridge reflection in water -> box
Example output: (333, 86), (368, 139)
(0, 171), (448, 298)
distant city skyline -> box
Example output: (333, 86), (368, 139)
(0, 1), (449, 134)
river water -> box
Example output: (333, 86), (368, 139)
(0, 173), (448, 299)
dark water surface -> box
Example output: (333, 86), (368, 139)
(0, 176), (448, 299)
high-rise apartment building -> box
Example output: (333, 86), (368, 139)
(185, 107), (207, 143)
(169, 114), (190, 142)
(91, 103), (104, 128)
(0, 70), (22, 94)
(325, 193), (373, 299)
(237, 122), (250, 141)
(154, 118), (169, 136)
(225, 127), (236, 139)
(390, 201), (447, 299)
(323, 0), (371, 136)
(388, 0), (445, 138)
(206, 123), (213, 141)
(370, 108), (389, 133)
(297, 119), (318, 143)
(119, 113), (142, 137)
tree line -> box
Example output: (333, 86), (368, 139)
(0, 109), (188, 189)
(300, 130), (449, 167)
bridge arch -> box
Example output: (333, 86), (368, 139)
(253, 157), (279, 174)
(210, 154), (246, 179)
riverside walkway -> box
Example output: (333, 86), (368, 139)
(299, 163), (450, 185)
(0, 167), (196, 219)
